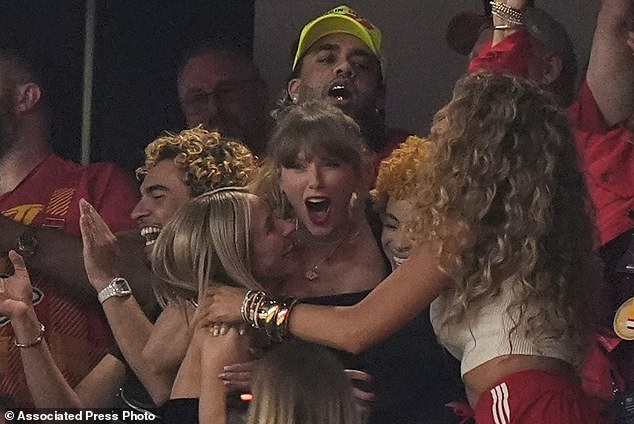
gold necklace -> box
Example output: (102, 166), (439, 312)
(304, 228), (360, 281)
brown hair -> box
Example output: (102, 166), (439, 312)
(139, 126), (259, 197)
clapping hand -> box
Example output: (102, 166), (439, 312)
(79, 198), (119, 292)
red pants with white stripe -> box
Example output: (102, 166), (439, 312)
(474, 370), (608, 424)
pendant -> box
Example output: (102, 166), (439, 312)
(305, 266), (319, 281)
(613, 296), (634, 341)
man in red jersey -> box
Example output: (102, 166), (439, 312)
(0, 46), (140, 407)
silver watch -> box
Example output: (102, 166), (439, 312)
(97, 277), (132, 304)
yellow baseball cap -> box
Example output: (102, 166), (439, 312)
(292, 5), (382, 71)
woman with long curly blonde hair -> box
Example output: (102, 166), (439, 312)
(202, 73), (606, 423)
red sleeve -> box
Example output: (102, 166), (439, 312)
(570, 81), (631, 186)
(468, 29), (535, 78)
(567, 81), (610, 135)
(80, 163), (139, 233)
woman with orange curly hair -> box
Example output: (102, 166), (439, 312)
(202, 73), (607, 423)
(372, 135), (435, 272)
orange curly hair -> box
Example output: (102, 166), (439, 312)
(372, 135), (436, 213)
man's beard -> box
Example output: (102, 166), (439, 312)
(0, 97), (17, 158)
(299, 85), (386, 152)
(329, 104), (387, 153)
(345, 105), (386, 153)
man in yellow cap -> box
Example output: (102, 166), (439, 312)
(269, 8), (468, 424)
(280, 5), (407, 172)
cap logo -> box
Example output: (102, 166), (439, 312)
(343, 12), (375, 30)
(328, 6), (376, 31)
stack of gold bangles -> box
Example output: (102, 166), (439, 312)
(241, 290), (298, 341)
(490, 1), (524, 26)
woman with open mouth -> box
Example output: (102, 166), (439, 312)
(234, 100), (465, 424)
(203, 73), (607, 424)
(262, 100), (386, 299)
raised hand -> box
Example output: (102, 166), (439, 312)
(0, 251), (34, 319)
(79, 198), (119, 291)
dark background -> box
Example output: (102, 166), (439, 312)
(0, 0), (255, 176)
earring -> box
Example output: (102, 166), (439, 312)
(348, 192), (360, 219)
(292, 97), (298, 104)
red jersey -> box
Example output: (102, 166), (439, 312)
(568, 83), (634, 246)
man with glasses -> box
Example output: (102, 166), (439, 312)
(177, 41), (269, 156)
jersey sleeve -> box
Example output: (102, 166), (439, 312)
(468, 29), (535, 78)
(81, 163), (139, 233)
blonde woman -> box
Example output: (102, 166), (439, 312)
(247, 340), (362, 424)
(153, 187), (298, 424)
(0, 128), (260, 414)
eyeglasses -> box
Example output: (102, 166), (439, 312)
(179, 78), (262, 113)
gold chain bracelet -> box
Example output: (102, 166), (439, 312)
(14, 322), (46, 348)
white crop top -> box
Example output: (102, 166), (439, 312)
(430, 286), (576, 377)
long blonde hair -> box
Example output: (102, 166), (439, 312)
(388, 73), (597, 358)
(247, 340), (362, 424)
(152, 187), (264, 307)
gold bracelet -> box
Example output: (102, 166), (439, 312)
(494, 24), (517, 30)
(14, 322), (45, 348)
(490, 1), (524, 26)
(241, 290), (255, 322)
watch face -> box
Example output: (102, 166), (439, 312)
(112, 278), (131, 295)
(18, 229), (38, 258)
